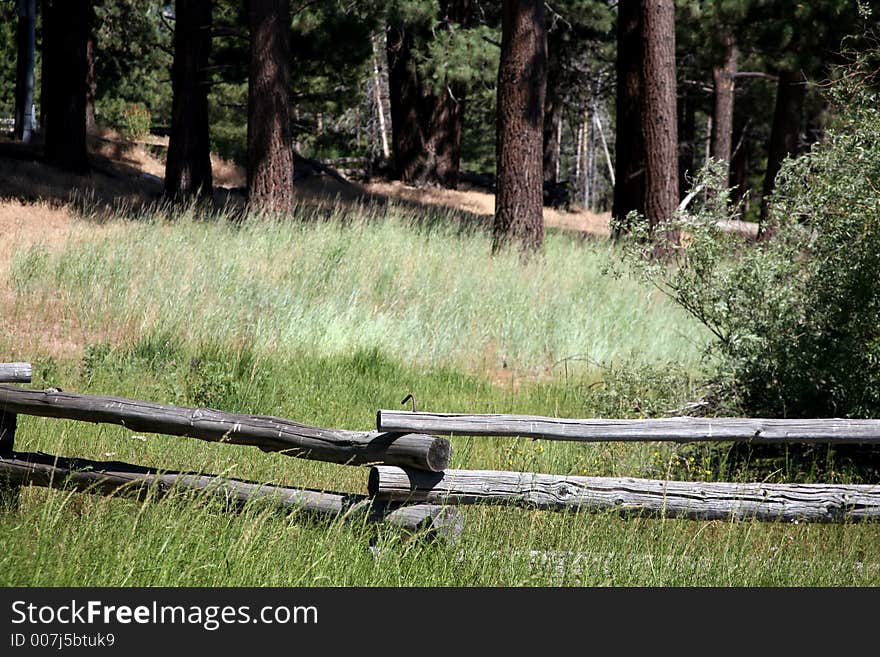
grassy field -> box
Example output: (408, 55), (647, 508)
(1, 199), (878, 586)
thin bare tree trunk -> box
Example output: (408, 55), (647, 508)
(371, 32), (390, 160)
(711, 31), (738, 173)
(14, 0), (37, 143)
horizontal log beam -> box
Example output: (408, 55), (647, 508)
(369, 466), (880, 523)
(377, 411), (880, 445)
(0, 451), (462, 539)
(0, 363), (32, 383)
(0, 385), (449, 471)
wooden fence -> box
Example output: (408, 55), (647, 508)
(2, 362), (879, 541)
(0, 364), (460, 540)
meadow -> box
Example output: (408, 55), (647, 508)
(1, 198), (878, 586)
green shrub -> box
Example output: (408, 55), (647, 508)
(98, 99), (151, 141)
(617, 38), (880, 420)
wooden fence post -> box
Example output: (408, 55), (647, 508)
(0, 411), (20, 509)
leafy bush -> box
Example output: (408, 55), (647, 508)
(618, 39), (880, 419)
(98, 99), (151, 141)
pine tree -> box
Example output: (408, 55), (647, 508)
(165, 0), (214, 203)
(493, 0), (547, 254)
(640, 0), (678, 240)
(247, 0), (294, 213)
(612, 0), (644, 234)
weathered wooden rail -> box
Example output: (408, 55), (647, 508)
(0, 385), (450, 471)
(0, 451), (462, 539)
(0, 362), (459, 540)
(370, 466), (880, 523)
(377, 410), (880, 445)
(0, 362), (31, 383)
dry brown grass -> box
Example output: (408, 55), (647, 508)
(365, 179), (611, 237)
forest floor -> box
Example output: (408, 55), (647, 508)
(0, 129), (612, 240)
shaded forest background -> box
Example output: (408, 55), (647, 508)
(1, 0), (870, 226)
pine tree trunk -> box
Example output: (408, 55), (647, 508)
(386, 24), (427, 184)
(760, 68), (806, 224)
(386, 1), (470, 189)
(493, 0), (546, 255)
(13, 0), (36, 143)
(165, 0), (214, 203)
(247, 0), (294, 214)
(710, 31), (738, 171)
(425, 85), (465, 189)
(612, 0), (644, 235)
(42, 0), (90, 173)
(640, 0), (679, 242)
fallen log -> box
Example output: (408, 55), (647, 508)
(0, 385), (449, 471)
(377, 410), (880, 445)
(0, 363), (32, 383)
(0, 451), (462, 540)
(369, 466), (880, 523)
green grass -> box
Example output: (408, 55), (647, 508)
(1, 200), (878, 586)
(6, 201), (707, 374)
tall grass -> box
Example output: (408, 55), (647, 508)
(6, 201), (707, 375)
(2, 199), (876, 586)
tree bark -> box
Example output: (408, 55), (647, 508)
(710, 31), (738, 172)
(493, 0), (547, 255)
(612, 0), (644, 235)
(640, 0), (679, 243)
(14, 0), (37, 143)
(165, 0), (214, 204)
(42, 0), (90, 173)
(247, 0), (294, 214)
(386, 24), (425, 184)
(760, 68), (806, 225)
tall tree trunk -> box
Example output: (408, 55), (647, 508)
(247, 0), (294, 214)
(371, 32), (390, 160)
(386, 24), (427, 184)
(542, 28), (563, 185)
(640, 0), (679, 242)
(760, 68), (806, 225)
(14, 0), (37, 143)
(42, 0), (90, 173)
(165, 0), (214, 203)
(386, 1), (470, 189)
(677, 87), (695, 199)
(425, 85), (465, 188)
(612, 0), (644, 235)
(710, 31), (738, 172)
(493, 0), (547, 255)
